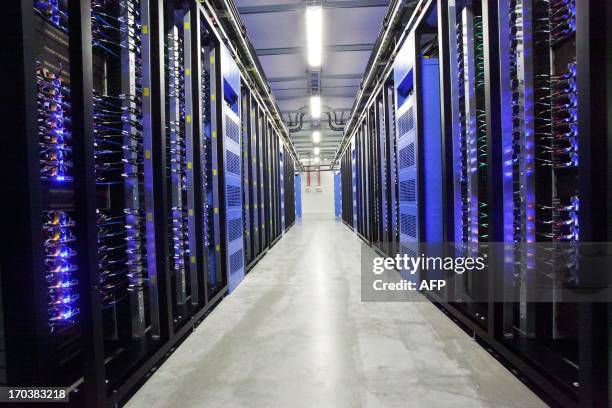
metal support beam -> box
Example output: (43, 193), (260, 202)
(238, 0), (390, 15)
(276, 93), (357, 100)
(269, 73), (363, 82)
(256, 43), (374, 56)
(281, 106), (354, 113)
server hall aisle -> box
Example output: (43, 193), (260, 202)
(127, 215), (544, 408)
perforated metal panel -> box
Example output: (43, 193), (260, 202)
(400, 213), (418, 238)
(398, 142), (416, 169)
(225, 118), (240, 144)
(227, 218), (242, 242)
(229, 249), (243, 275)
(399, 179), (416, 203)
(394, 37), (419, 245)
(226, 150), (240, 175)
(397, 106), (415, 137)
(295, 173), (302, 220)
(334, 170), (342, 218)
(227, 184), (241, 206)
(223, 105), (244, 291)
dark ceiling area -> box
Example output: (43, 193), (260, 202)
(236, 0), (390, 166)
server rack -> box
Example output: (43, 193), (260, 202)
(239, 84), (296, 274)
(295, 173), (302, 222)
(338, 0), (610, 406)
(2, 0), (297, 405)
(284, 155), (296, 229)
(334, 170), (342, 219)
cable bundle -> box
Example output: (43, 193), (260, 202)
(552, 62), (579, 242)
(456, 23), (469, 243)
(97, 211), (129, 307)
(550, 0), (575, 43)
(473, 16), (488, 242)
(34, 0), (68, 31)
(509, 0), (525, 243)
(38, 64), (73, 183)
(92, 0), (142, 59)
(44, 211), (79, 330)
(201, 70), (215, 248)
(92, 0), (147, 296)
(34, 2), (78, 332)
(166, 30), (188, 279)
(550, 62), (578, 169)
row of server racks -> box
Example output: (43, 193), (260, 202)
(1, 0), (297, 406)
(339, 0), (611, 406)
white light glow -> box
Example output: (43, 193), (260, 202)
(312, 131), (321, 143)
(314, 157), (320, 164)
(310, 96), (321, 119)
(314, 146), (320, 155)
(306, 6), (322, 67)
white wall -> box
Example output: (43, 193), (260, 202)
(300, 170), (334, 215)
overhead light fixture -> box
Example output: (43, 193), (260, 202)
(312, 131), (321, 143)
(306, 6), (322, 67)
(310, 95), (321, 119)
(313, 146), (320, 155)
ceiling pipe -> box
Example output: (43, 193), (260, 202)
(325, 111), (344, 132)
(288, 111), (307, 132)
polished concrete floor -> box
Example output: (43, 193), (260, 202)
(127, 214), (546, 408)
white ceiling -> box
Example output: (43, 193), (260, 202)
(236, 0), (390, 163)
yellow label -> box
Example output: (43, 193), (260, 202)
(212, 131), (217, 139)
(214, 207), (219, 214)
(213, 169), (218, 176)
(147, 212), (153, 221)
(188, 209), (194, 216)
(210, 56), (215, 64)
(145, 150), (151, 159)
(216, 245), (220, 252)
(187, 161), (192, 169)
(211, 94), (216, 101)
(185, 21), (190, 30)
(185, 68), (191, 76)
(142, 25), (148, 34)
(150, 275), (156, 284)
(143, 87), (150, 97)
(191, 256), (196, 264)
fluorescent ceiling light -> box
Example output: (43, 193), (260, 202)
(306, 6), (322, 67)
(314, 146), (320, 155)
(310, 96), (321, 119)
(312, 131), (321, 143)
